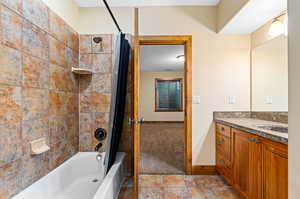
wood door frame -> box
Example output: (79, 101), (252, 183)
(132, 8), (140, 199)
(136, 35), (193, 174)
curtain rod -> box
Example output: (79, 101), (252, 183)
(102, 0), (122, 32)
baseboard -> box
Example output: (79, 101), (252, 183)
(143, 121), (184, 124)
(192, 165), (217, 175)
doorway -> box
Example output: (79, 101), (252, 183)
(132, 36), (192, 197)
(140, 44), (185, 174)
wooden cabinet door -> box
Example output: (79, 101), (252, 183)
(233, 129), (263, 199)
(263, 143), (288, 199)
(216, 132), (231, 162)
(233, 129), (251, 198)
(249, 137), (263, 199)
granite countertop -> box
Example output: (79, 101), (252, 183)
(214, 118), (288, 145)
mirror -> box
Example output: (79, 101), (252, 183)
(251, 35), (288, 112)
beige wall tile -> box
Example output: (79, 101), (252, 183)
(0, 85), (22, 123)
(0, 45), (22, 86)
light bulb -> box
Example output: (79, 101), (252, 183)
(269, 20), (285, 37)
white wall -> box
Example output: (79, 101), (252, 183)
(42, 0), (79, 30)
(288, 0), (300, 197)
(252, 35), (288, 111)
(139, 6), (251, 165)
(77, 7), (134, 34)
(77, 6), (251, 165)
(140, 72), (184, 121)
(217, 0), (249, 32)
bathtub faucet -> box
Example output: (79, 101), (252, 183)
(95, 142), (103, 152)
(96, 153), (102, 162)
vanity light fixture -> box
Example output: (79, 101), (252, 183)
(269, 13), (288, 37)
(176, 55), (185, 62)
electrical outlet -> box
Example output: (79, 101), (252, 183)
(192, 96), (201, 104)
(265, 96), (273, 104)
(228, 96), (236, 104)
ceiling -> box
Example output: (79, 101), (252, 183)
(220, 0), (287, 34)
(74, 0), (220, 7)
(140, 45), (184, 72)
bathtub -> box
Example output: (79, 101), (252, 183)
(13, 152), (126, 199)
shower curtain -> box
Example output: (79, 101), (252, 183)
(104, 33), (131, 174)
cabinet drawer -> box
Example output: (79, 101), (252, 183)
(216, 153), (232, 184)
(216, 123), (231, 137)
(216, 133), (231, 161)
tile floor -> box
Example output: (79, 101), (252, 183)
(118, 175), (241, 199)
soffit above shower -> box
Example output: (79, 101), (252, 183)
(74, 0), (220, 7)
(140, 45), (184, 72)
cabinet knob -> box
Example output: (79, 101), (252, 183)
(219, 138), (225, 144)
(219, 159), (225, 164)
(221, 127), (225, 132)
(255, 139), (262, 144)
(249, 138), (262, 144)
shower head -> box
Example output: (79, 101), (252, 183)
(93, 37), (103, 44)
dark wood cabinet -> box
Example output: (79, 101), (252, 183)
(263, 141), (288, 199)
(233, 129), (263, 199)
(249, 135), (263, 199)
(233, 129), (251, 198)
(215, 123), (288, 199)
(216, 123), (233, 184)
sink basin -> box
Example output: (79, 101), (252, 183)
(256, 125), (288, 133)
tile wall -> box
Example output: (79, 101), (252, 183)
(78, 34), (132, 173)
(0, 0), (79, 198)
(0, 1), (132, 198)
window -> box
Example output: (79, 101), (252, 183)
(155, 78), (183, 112)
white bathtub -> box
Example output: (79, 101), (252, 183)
(13, 152), (126, 199)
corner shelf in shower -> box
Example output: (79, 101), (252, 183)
(72, 67), (93, 75)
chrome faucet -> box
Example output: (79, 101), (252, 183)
(96, 153), (102, 162)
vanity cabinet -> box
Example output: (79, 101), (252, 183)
(233, 129), (263, 199)
(263, 140), (288, 199)
(215, 123), (288, 199)
(216, 123), (233, 184)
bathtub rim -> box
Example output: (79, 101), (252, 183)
(12, 152), (126, 199)
(92, 152), (126, 199)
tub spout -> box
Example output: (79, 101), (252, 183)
(96, 153), (102, 162)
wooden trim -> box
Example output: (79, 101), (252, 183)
(143, 121), (184, 124)
(192, 166), (217, 175)
(184, 36), (193, 175)
(133, 7), (140, 199)
(138, 35), (193, 175)
(155, 78), (183, 112)
(139, 35), (191, 45)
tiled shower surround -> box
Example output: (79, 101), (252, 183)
(78, 33), (132, 172)
(78, 34), (113, 151)
(0, 0), (132, 198)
